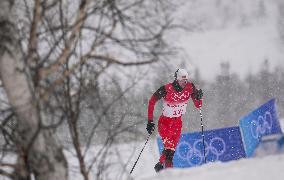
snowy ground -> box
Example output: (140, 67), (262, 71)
(62, 118), (284, 180)
(128, 118), (284, 180)
(137, 154), (284, 180)
(1, 119), (283, 180)
(128, 140), (284, 180)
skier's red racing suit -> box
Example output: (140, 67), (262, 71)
(148, 81), (202, 152)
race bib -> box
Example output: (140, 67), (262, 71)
(162, 102), (188, 118)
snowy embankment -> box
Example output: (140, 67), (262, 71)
(137, 154), (284, 180)
(130, 140), (284, 180)
(1, 119), (283, 180)
(131, 118), (284, 180)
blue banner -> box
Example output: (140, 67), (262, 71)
(239, 98), (282, 157)
(157, 126), (246, 168)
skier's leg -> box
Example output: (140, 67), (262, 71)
(164, 117), (182, 168)
(171, 117), (182, 149)
(154, 116), (169, 172)
(159, 151), (166, 163)
(164, 149), (175, 168)
(155, 116), (182, 171)
(157, 116), (168, 164)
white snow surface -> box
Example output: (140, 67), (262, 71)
(137, 154), (284, 180)
(62, 118), (284, 180)
(128, 141), (284, 180)
(2, 119), (284, 180)
(131, 118), (284, 180)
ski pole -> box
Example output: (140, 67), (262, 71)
(199, 107), (207, 164)
(130, 133), (151, 174)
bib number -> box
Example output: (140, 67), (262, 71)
(162, 102), (187, 118)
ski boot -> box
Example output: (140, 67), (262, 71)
(154, 162), (164, 172)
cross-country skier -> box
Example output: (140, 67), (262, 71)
(146, 68), (203, 172)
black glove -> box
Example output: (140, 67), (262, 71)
(193, 89), (203, 100)
(146, 121), (155, 134)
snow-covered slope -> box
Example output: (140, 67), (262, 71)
(36, 117), (284, 180)
(130, 118), (284, 180)
(137, 154), (284, 180)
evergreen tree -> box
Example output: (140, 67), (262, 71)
(209, 62), (243, 128)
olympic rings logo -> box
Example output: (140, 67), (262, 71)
(250, 111), (273, 139)
(176, 137), (226, 166)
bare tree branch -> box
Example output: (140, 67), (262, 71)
(87, 54), (158, 66)
(1, 0), (182, 179)
(39, 0), (91, 80)
(27, 0), (41, 66)
(0, 1), (68, 179)
(0, 168), (13, 179)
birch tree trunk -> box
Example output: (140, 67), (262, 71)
(0, 1), (68, 179)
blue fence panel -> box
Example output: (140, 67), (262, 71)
(157, 126), (246, 168)
(239, 98), (282, 157)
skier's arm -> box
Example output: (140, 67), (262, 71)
(191, 83), (203, 108)
(148, 86), (166, 121)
